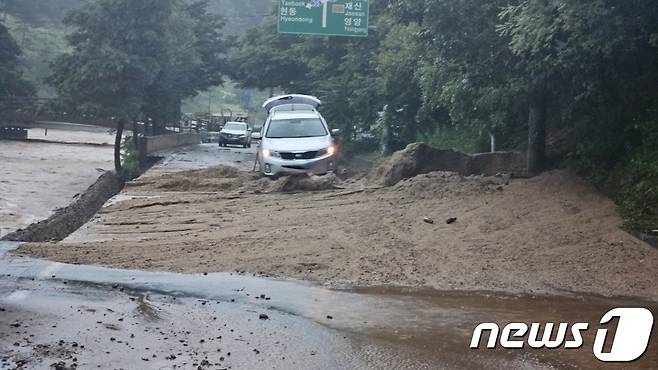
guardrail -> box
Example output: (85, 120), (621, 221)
(0, 111), (119, 130)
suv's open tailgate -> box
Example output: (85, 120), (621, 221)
(262, 95), (321, 112)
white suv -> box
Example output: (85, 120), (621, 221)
(257, 95), (338, 176)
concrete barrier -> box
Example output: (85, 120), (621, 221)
(142, 133), (200, 155)
(469, 151), (527, 177)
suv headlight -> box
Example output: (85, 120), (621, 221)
(262, 149), (281, 158)
(317, 145), (336, 157)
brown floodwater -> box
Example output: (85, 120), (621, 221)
(0, 137), (113, 238)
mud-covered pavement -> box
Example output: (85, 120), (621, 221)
(0, 242), (364, 370)
(19, 144), (658, 300)
(5, 143), (658, 369)
(2, 241), (657, 369)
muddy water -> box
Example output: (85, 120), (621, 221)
(0, 139), (113, 237)
(1, 242), (656, 369)
(152, 143), (257, 173)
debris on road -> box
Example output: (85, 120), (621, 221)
(270, 173), (340, 192)
(126, 165), (342, 194)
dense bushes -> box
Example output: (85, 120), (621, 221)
(614, 120), (658, 231)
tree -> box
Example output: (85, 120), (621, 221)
(0, 23), (35, 111)
(143, 0), (230, 133)
(397, 0), (527, 153)
(227, 18), (308, 94)
(498, 0), (658, 173)
(48, 0), (228, 174)
(1, 0), (84, 27)
(375, 17), (423, 152)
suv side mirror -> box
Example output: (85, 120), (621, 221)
(331, 129), (341, 136)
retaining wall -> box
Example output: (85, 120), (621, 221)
(142, 133), (200, 155)
(369, 143), (528, 186)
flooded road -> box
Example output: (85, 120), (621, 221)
(1, 242), (656, 369)
(2, 139), (657, 369)
(151, 143), (257, 173)
(25, 123), (119, 145)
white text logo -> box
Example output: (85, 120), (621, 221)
(470, 307), (654, 362)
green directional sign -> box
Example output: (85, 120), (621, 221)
(278, 0), (369, 37)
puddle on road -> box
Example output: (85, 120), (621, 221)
(1, 241), (656, 369)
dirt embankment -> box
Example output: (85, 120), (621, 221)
(17, 150), (658, 299)
(367, 142), (526, 186)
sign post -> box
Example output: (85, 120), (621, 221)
(278, 0), (369, 37)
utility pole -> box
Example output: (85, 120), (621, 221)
(20, 21), (27, 48)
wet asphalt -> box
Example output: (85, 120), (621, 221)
(151, 144), (258, 173)
(1, 241), (657, 369)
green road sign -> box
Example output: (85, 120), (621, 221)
(278, 0), (369, 37)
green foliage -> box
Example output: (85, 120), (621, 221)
(121, 137), (141, 179)
(605, 119), (658, 231)
(227, 18), (308, 91)
(47, 0), (229, 172)
(4, 15), (68, 98)
(1, 0), (85, 28)
(142, 0), (231, 132)
(0, 22), (35, 109)
(420, 125), (484, 154)
(48, 0), (228, 123)
(49, 0), (171, 119)
(1, 0), (273, 32)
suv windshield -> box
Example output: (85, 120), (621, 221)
(224, 123), (246, 131)
(266, 118), (327, 138)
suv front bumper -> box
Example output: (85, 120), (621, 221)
(261, 154), (335, 176)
